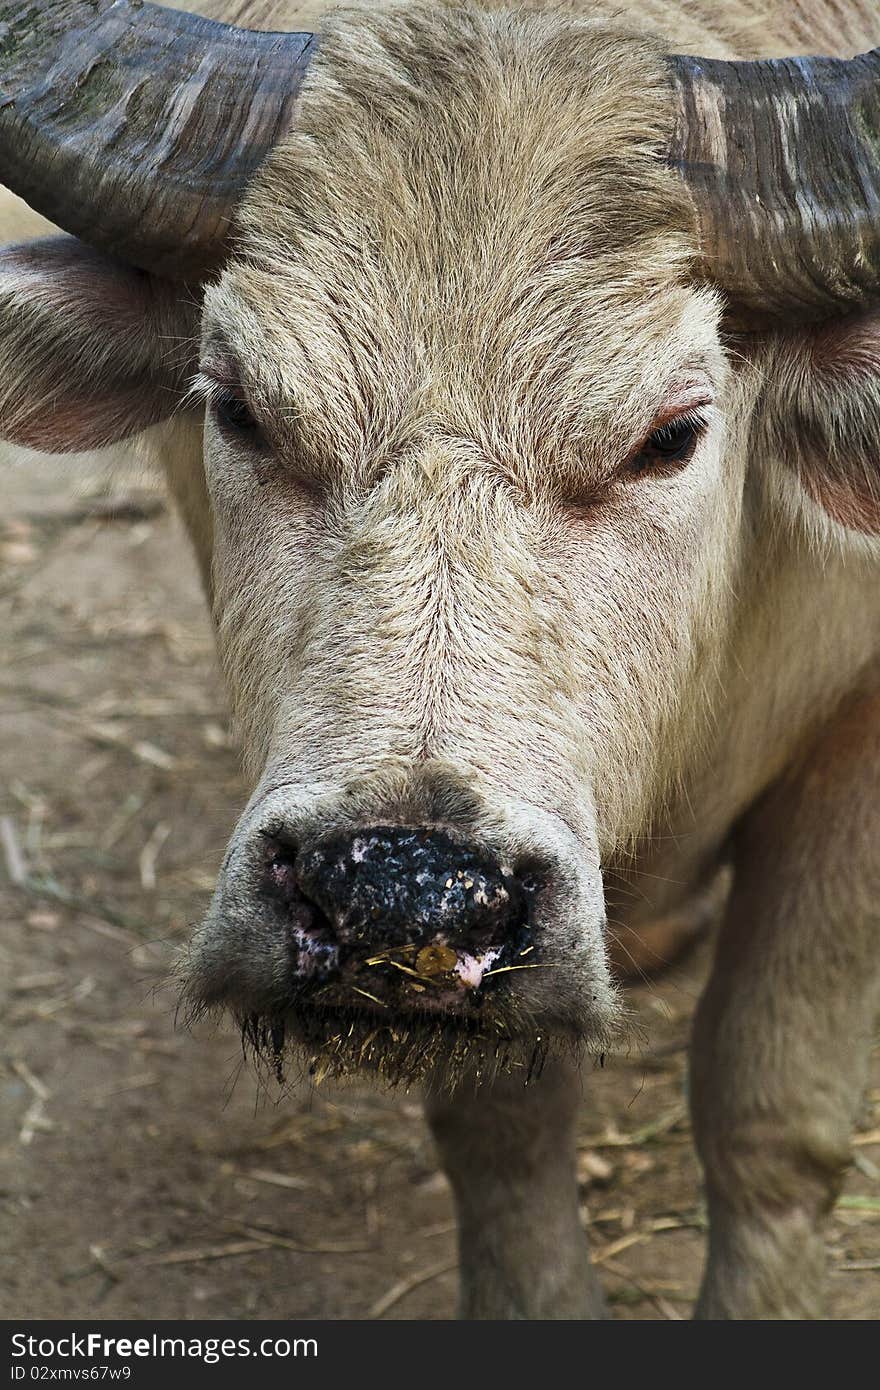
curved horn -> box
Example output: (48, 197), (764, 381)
(0, 1), (314, 279)
(668, 49), (880, 323)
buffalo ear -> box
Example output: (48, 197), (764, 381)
(756, 310), (880, 537)
(0, 235), (201, 453)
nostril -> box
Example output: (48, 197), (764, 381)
(519, 869), (540, 896)
(513, 852), (553, 898)
(262, 833), (300, 903)
(259, 833), (342, 982)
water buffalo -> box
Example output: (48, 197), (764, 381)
(1, 0), (878, 1319)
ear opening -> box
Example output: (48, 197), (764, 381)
(0, 235), (201, 453)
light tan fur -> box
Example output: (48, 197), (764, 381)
(191, 0), (879, 938)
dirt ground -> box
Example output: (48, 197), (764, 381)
(1, 446), (877, 1321)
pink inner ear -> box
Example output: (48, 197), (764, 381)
(787, 310), (880, 536)
(13, 384), (177, 453)
(0, 235), (198, 452)
(803, 470), (880, 536)
(808, 310), (880, 381)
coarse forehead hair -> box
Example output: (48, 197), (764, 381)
(207, 1), (721, 487)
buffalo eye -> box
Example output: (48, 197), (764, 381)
(629, 414), (704, 474)
(212, 387), (264, 445)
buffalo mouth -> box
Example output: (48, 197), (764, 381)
(180, 829), (624, 1090)
(266, 901), (537, 1015)
(214, 841), (568, 1088)
(233, 904), (620, 1091)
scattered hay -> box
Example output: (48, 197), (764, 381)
(1, 814), (27, 884)
(369, 1257), (458, 1319)
(144, 1241), (269, 1267)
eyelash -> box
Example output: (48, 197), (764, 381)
(191, 373), (265, 447)
(628, 408), (710, 476)
(215, 389), (261, 435)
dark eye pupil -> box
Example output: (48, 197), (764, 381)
(216, 390), (258, 434)
(649, 420), (694, 455)
(632, 417), (700, 473)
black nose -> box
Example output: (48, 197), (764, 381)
(292, 825), (524, 950)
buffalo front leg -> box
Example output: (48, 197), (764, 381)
(424, 1058), (606, 1319)
(691, 691), (880, 1318)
